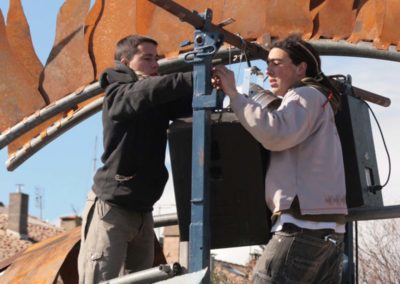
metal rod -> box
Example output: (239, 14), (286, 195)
(352, 86), (391, 107)
(174, 7), (223, 282)
(148, 0), (268, 60)
(101, 263), (182, 284)
(6, 97), (103, 171)
(159, 40), (400, 74)
(1, 38), (395, 153)
(311, 39), (400, 63)
(154, 213), (178, 228)
(0, 82), (103, 150)
(346, 205), (400, 221)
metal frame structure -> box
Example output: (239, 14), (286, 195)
(1, 41), (395, 171)
(2, 2), (400, 282)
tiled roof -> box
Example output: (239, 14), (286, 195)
(0, 205), (64, 262)
(213, 259), (254, 283)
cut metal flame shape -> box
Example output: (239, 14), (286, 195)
(1, 0), (400, 282)
(1, 0), (399, 165)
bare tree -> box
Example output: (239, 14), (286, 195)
(357, 218), (400, 284)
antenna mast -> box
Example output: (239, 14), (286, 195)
(93, 135), (98, 173)
(35, 187), (44, 220)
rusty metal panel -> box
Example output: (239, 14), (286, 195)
(7, 92), (104, 159)
(7, 0), (43, 87)
(374, 0), (400, 50)
(3, 0), (400, 161)
(145, 0), (269, 56)
(263, 0), (314, 39)
(0, 226), (166, 283)
(0, 227), (80, 284)
(0, 10), (45, 132)
(349, 0), (385, 44)
(84, 0), (104, 79)
(212, 0), (269, 40)
(7, 117), (59, 156)
(312, 0), (356, 40)
(40, 0), (94, 103)
(88, 0), (137, 79)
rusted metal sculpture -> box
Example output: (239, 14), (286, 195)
(1, 0), (400, 281)
(1, 0), (400, 168)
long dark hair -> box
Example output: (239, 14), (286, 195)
(271, 34), (341, 113)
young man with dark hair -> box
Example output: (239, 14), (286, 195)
(78, 35), (193, 283)
(213, 34), (347, 283)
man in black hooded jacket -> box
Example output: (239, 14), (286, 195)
(77, 35), (193, 284)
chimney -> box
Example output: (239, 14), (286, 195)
(8, 186), (29, 239)
(60, 215), (82, 231)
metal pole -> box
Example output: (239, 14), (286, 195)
(184, 8), (223, 283)
(100, 263), (182, 284)
(342, 222), (355, 284)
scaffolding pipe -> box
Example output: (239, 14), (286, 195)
(6, 98), (103, 171)
(347, 204), (400, 221)
(0, 82), (102, 150)
(101, 263), (182, 284)
(154, 213), (178, 228)
(1, 39), (395, 153)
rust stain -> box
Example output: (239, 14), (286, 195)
(84, 0), (104, 79)
(0, 226), (165, 283)
(212, 0), (269, 40)
(374, 0), (400, 50)
(6, 0), (52, 155)
(40, 0), (94, 103)
(7, 90), (104, 158)
(348, 0), (385, 44)
(135, 0), (157, 35)
(2, 0), (400, 160)
(7, 116), (59, 156)
(145, 0), (199, 57)
(0, 10), (44, 132)
(7, 0), (43, 87)
(264, 0), (314, 40)
(0, 227), (80, 284)
(313, 0), (356, 41)
(89, 0), (137, 77)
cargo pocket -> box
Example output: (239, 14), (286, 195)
(96, 198), (112, 220)
(81, 191), (97, 242)
(253, 269), (271, 284)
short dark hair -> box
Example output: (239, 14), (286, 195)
(271, 34), (321, 78)
(114, 35), (158, 61)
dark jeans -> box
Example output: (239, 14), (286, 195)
(252, 223), (344, 284)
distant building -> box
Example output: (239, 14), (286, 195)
(0, 194), (64, 263)
(162, 225), (180, 263)
(161, 224), (259, 283)
(60, 215), (82, 231)
(212, 259), (253, 283)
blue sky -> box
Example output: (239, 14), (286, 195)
(1, 0), (400, 265)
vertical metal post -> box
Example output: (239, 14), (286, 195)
(342, 222), (355, 284)
(186, 8), (223, 282)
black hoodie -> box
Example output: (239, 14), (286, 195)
(93, 63), (193, 212)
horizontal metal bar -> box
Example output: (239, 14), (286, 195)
(5, 97), (103, 171)
(347, 205), (400, 221)
(2, 39), (396, 152)
(158, 47), (242, 74)
(154, 213), (178, 228)
(0, 82), (103, 150)
(311, 39), (400, 63)
(2, 39), (396, 168)
(102, 263), (182, 284)
(148, 0), (268, 60)
(353, 86), (391, 107)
